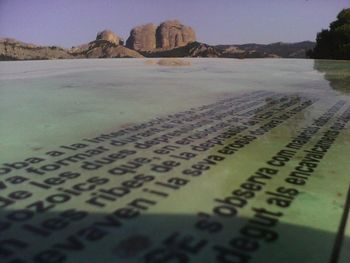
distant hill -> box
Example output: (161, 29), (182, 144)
(0, 38), (72, 60)
(140, 42), (221, 58)
(0, 38), (143, 61)
(216, 41), (316, 58)
(143, 41), (316, 58)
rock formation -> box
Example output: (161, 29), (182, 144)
(71, 40), (143, 58)
(125, 24), (157, 51)
(156, 20), (196, 49)
(126, 20), (196, 51)
(96, 30), (123, 45)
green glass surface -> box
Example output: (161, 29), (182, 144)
(0, 58), (349, 263)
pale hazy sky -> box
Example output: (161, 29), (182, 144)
(0, 0), (349, 47)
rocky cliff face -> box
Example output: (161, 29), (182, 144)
(126, 20), (196, 51)
(156, 20), (196, 49)
(125, 24), (157, 51)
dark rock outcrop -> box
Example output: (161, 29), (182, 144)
(126, 24), (157, 51)
(96, 30), (123, 45)
(155, 20), (196, 49)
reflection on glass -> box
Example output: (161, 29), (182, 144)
(314, 60), (350, 94)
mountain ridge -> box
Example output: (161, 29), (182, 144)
(0, 38), (315, 61)
(0, 20), (315, 61)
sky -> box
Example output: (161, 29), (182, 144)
(0, 0), (349, 47)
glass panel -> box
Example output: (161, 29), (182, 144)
(0, 58), (349, 263)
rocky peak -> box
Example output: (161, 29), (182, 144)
(96, 30), (123, 45)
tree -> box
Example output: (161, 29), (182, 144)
(309, 8), (350, 60)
